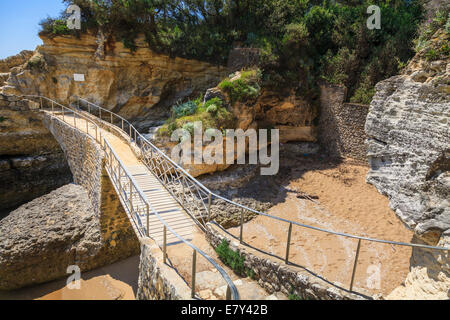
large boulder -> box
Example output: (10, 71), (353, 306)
(0, 184), (140, 290)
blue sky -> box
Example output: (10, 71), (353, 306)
(0, 0), (66, 59)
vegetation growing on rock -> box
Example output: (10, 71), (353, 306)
(158, 95), (235, 138)
(40, 0), (426, 104)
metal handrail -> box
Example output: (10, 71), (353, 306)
(75, 96), (449, 294)
(23, 94), (240, 300)
(74, 98), (450, 249)
(103, 139), (239, 300)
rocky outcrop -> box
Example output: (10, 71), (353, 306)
(365, 28), (449, 299)
(254, 89), (317, 143)
(0, 184), (140, 290)
(2, 33), (227, 124)
(0, 94), (72, 211)
(0, 50), (33, 73)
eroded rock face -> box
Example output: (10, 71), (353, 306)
(0, 94), (72, 211)
(366, 74), (449, 238)
(0, 183), (140, 290)
(2, 33), (227, 123)
(365, 28), (449, 299)
(0, 50), (33, 73)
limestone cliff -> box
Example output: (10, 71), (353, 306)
(0, 94), (72, 211)
(0, 50), (32, 73)
(1, 33), (227, 124)
(365, 28), (449, 299)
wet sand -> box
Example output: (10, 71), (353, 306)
(0, 255), (140, 300)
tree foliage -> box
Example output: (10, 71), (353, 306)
(40, 0), (425, 103)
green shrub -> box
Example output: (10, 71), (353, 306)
(215, 240), (251, 276)
(425, 48), (439, 61)
(206, 104), (218, 114)
(173, 101), (198, 118)
(350, 83), (376, 105)
(219, 69), (262, 104)
(39, 18), (72, 36)
(446, 13), (450, 34)
(182, 122), (195, 136)
(288, 293), (303, 300)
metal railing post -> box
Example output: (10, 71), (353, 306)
(51, 101), (54, 112)
(129, 126), (132, 141)
(163, 226), (167, 264)
(182, 180), (185, 206)
(86, 119), (89, 135)
(40, 97), (43, 109)
(146, 203), (150, 237)
(226, 285), (231, 300)
(88, 103), (91, 114)
(239, 209), (244, 244)
(109, 147), (113, 167)
(110, 113), (113, 124)
(118, 165), (122, 189)
(62, 105), (65, 122)
(349, 239), (362, 292)
(122, 119), (124, 131)
(99, 107), (101, 120)
(285, 223), (293, 264)
(191, 249), (197, 298)
(129, 181), (133, 212)
(208, 193), (212, 221)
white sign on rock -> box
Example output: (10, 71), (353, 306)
(74, 74), (85, 82)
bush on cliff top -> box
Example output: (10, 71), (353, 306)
(43, 0), (425, 104)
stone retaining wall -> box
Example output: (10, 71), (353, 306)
(137, 238), (192, 300)
(43, 113), (104, 215)
(318, 83), (369, 163)
(42, 113), (140, 266)
(206, 223), (369, 300)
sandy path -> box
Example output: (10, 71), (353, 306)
(228, 160), (413, 296)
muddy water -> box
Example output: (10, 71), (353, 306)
(0, 256), (140, 300)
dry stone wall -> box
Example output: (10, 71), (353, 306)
(137, 238), (192, 300)
(42, 113), (104, 215)
(318, 83), (369, 163)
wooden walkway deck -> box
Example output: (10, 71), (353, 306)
(55, 113), (196, 246)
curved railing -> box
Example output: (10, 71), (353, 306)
(23, 95), (240, 300)
(74, 96), (449, 294)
